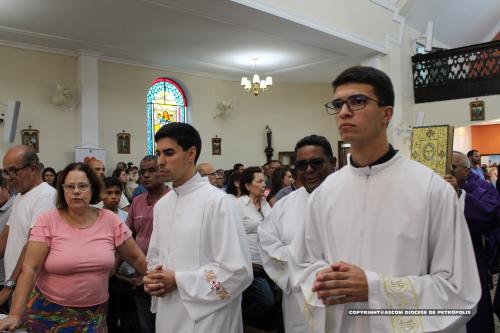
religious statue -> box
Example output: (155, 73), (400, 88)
(264, 125), (274, 162)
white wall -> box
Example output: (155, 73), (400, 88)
(453, 126), (472, 153)
(0, 45), (340, 172)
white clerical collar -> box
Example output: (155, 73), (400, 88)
(348, 152), (402, 178)
(173, 172), (208, 195)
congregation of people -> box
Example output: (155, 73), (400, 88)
(0, 66), (498, 333)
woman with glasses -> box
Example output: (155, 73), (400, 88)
(237, 167), (279, 329)
(0, 162), (147, 332)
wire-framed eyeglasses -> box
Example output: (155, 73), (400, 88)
(325, 94), (382, 115)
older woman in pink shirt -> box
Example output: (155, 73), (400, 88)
(0, 162), (147, 332)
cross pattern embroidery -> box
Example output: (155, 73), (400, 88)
(204, 269), (230, 300)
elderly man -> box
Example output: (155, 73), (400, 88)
(0, 146), (56, 306)
(289, 66), (480, 332)
(445, 151), (500, 333)
(196, 163), (217, 186)
(258, 135), (335, 332)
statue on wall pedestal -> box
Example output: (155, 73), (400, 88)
(264, 125), (273, 162)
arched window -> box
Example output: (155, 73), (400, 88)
(146, 78), (187, 154)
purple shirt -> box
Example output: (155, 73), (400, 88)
(126, 191), (167, 255)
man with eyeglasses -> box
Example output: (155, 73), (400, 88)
(0, 146), (56, 308)
(125, 155), (169, 333)
(289, 66), (480, 333)
(445, 151), (500, 333)
(196, 163), (217, 186)
(258, 134), (335, 333)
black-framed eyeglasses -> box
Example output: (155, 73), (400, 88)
(139, 167), (159, 176)
(1, 164), (31, 178)
(325, 94), (381, 115)
(295, 158), (326, 171)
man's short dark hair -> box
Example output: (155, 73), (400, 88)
(22, 148), (42, 171)
(332, 66), (394, 107)
(269, 160), (282, 165)
(56, 162), (103, 209)
(104, 176), (123, 190)
(233, 163), (244, 171)
(467, 150), (479, 158)
(295, 135), (334, 158)
(140, 155), (158, 166)
(154, 123), (202, 163)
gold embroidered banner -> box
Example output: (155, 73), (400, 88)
(410, 125), (454, 176)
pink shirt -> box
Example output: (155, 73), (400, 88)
(126, 192), (166, 255)
(29, 208), (132, 307)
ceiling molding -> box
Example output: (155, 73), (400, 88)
(231, 0), (388, 54)
(98, 56), (245, 82)
(0, 37), (239, 82)
(0, 38), (78, 57)
(0, 25), (146, 54)
(266, 56), (347, 75)
(370, 0), (397, 12)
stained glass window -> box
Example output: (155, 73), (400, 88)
(146, 78), (187, 154)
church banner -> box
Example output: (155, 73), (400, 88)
(410, 125), (454, 176)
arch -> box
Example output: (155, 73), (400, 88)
(146, 78), (188, 154)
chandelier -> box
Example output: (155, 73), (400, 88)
(241, 58), (273, 96)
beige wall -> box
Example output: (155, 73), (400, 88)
(0, 46), (78, 170)
(100, 61), (338, 170)
(0, 45), (339, 172)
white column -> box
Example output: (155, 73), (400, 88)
(77, 53), (100, 146)
(74, 52), (106, 163)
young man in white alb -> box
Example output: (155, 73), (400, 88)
(289, 66), (480, 333)
(143, 122), (252, 333)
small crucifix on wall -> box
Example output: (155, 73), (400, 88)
(117, 130), (131, 154)
(212, 136), (221, 155)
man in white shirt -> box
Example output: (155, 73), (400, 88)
(143, 122), (252, 333)
(0, 146), (56, 306)
(289, 66), (480, 333)
(0, 175), (14, 288)
(258, 134), (335, 333)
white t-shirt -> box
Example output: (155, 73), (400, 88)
(4, 182), (56, 280)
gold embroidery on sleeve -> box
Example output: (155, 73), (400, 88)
(204, 269), (230, 300)
(381, 276), (423, 333)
